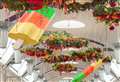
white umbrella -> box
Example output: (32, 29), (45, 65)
(53, 20), (85, 28)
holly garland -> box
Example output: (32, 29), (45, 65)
(43, 55), (72, 63)
(1, 0), (29, 10)
(93, 0), (120, 30)
(20, 31), (88, 58)
(1, 0), (43, 10)
(45, 0), (108, 14)
(52, 63), (77, 73)
(45, 38), (88, 50)
(39, 31), (88, 50)
(0, 0), (108, 14)
(69, 48), (103, 62)
(21, 46), (112, 63)
(43, 47), (112, 63)
(21, 47), (53, 58)
(19, 31), (112, 73)
(39, 31), (73, 43)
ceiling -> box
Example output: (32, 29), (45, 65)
(45, 9), (120, 82)
(48, 9), (120, 49)
(1, 8), (120, 82)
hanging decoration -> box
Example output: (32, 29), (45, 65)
(52, 63), (77, 73)
(0, 0), (108, 14)
(44, 0), (108, 14)
(21, 47), (53, 58)
(19, 31), (112, 74)
(43, 48), (112, 63)
(39, 31), (73, 42)
(40, 31), (88, 50)
(72, 56), (111, 82)
(93, 0), (120, 30)
(45, 38), (88, 50)
(8, 7), (56, 45)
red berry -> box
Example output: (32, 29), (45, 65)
(109, 25), (115, 30)
(110, 2), (117, 7)
(25, 50), (34, 56)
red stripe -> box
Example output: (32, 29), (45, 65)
(83, 66), (94, 76)
(18, 12), (49, 29)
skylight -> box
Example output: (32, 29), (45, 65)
(53, 20), (85, 28)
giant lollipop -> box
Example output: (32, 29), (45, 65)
(8, 7), (56, 46)
(72, 57), (110, 82)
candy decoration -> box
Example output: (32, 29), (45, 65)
(8, 7), (56, 45)
(72, 59), (103, 82)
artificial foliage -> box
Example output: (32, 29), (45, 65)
(52, 63), (77, 72)
(43, 48), (107, 63)
(21, 47), (53, 58)
(44, 0), (109, 14)
(0, 0), (109, 13)
(40, 31), (88, 50)
(45, 38), (88, 50)
(20, 31), (112, 73)
(1, 0), (43, 10)
(93, 0), (120, 30)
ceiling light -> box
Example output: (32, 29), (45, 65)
(53, 20), (85, 28)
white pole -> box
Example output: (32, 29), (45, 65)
(13, 39), (23, 63)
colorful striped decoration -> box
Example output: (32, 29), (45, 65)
(72, 60), (103, 82)
(8, 7), (56, 45)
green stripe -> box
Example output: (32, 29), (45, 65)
(72, 72), (86, 82)
(27, 7), (56, 19)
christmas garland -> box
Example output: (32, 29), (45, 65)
(1, 0), (43, 10)
(52, 63), (77, 72)
(39, 31), (88, 50)
(43, 48), (110, 63)
(21, 45), (112, 63)
(45, 38), (88, 50)
(39, 31), (73, 42)
(0, 0), (108, 14)
(20, 31), (112, 73)
(93, 0), (120, 30)
(45, 0), (108, 14)
(21, 47), (53, 58)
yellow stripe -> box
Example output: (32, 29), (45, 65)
(8, 23), (44, 45)
(91, 60), (103, 70)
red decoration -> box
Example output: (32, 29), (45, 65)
(110, 2), (117, 7)
(27, 0), (43, 10)
(83, 66), (94, 76)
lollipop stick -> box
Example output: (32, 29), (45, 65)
(13, 39), (24, 63)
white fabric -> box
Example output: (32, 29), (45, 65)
(98, 70), (115, 82)
(114, 49), (120, 63)
(0, 38), (14, 58)
(0, 45), (14, 65)
(9, 60), (27, 76)
(110, 59), (120, 78)
(0, 48), (6, 58)
(23, 73), (43, 82)
(14, 50), (22, 63)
